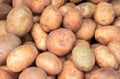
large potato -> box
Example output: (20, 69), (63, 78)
(94, 45), (118, 69)
(46, 28), (76, 56)
(58, 60), (84, 79)
(95, 26), (120, 45)
(76, 18), (96, 40)
(7, 44), (38, 72)
(36, 52), (62, 75)
(94, 2), (115, 25)
(72, 44), (95, 72)
(0, 20), (8, 36)
(6, 5), (33, 37)
(0, 33), (21, 65)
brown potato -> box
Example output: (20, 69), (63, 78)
(12, 0), (22, 7)
(65, 2), (76, 7)
(87, 0), (110, 4)
(6, 5), (33, 37)
(7, 44), (38, 72)
(0, 33), (21, 65)
(88, 67), (120, 79)
(95, 26), (120, 44)
(36, 52), (62, 75)
(46, 28), (76, 56)
(0, 20), (8, 36)
(72, 44), (95, 72)
(63, 8), (82, 32)
(40, 5), (62, 32)
(93, 45), (118, 69)
(19, 67), (47, 79)
(76, 39), (90, 47)
(31, 23), (47, 51)
(94, 2), (115, 25)
(113, 16), (120, 27)
(76, 18), (96, 40)
(69, 0), (82, 4)
(58, 60), (84, 79)
(51, 0), (65, 8)
(23, 41), (36, 47)
(47, 75), (55, 79)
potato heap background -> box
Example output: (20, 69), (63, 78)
(0, 0), (120, 79)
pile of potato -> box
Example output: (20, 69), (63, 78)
(0, 0), (120, 79)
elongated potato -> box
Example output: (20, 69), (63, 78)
(94, 45), (118, 69)
(7, 44), (38, 72)
(58, 60), (84, 79)
(31, 23), (47, 51)
(0, 20), (8, 36)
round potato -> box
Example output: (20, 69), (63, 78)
(0, 33), (21, 65)
(7, 44), (38, 72)
(6, 5), (33, 37)
(40, 5), (62, 32)
(36, 52), (62, 75)
(87, 0), (110, 4)
(113, 16), (120, 27)
(19, 67), (47, 79)
(69, 0), (82, 4)
(76, 18), (96, 40)
(93, 45), (118, 69)
(63, 8), (82, 32)
(58, 60), (84, 79)
(0, 20), (8, 36)
(94, 2), (115, 25)
(51, 0), (65, 8)
(72, 44), (95, 72)
(46, 28), (76, 56)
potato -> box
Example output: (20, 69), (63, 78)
(69, 0), (82, 4)
(23, 41), (36, 47)
(0, 3), (12, 20)
(76, 39), (90, 47)
(113, 16), (120, 27)
(33, 15), (40, 23)
(63, 8), (82, 32)
(58, 60), (84, 79)
(0, 20), (8, 36)
(47, 75), (55, 79)
(46, 28), (76, 56)
(40, 5), (62, 32)
(6, 5), (33, 37)
(91, 43), (100, 50)
(65, 2), (76, 7)
(7, 44), (38, 72)
(0, 69), (14, 79)
(72, 44), (95, 72)
(108, 41), (120, 65)
(0, 0), (11, 4)
(22, 0), (51, 14)
(51, 0), (65, 8)
(95, 26), (120, 44)
(0, 33), (21, 65)
(19, 67), (47, 79)
(36, 52), (62, 75)
(76, 2), (96, 18)
(12, 0), (22, 7)
(93, 45), (118, 69)
(76, 18), (96, 40)
(87, 0), (110, 4)
(94, 2), (115, 25)
(88, 67), (120, 79)
(31, 23), (47, 51)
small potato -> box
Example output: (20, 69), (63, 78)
(94, 45), (118, 69)
(36, 52), (62, 75)
(40, 5), (62, 32)
(0, 69), (14, 79)
(47, 75), (55, 79)
(6, 5), (33, 37)
(22, 0), (51, 14)
(76, 18), (96, 40)
(113, 16), (120, 27)
(63, 8), (82, 32)
(33, 15), (40, 23)
(0, 33), (21, 65)
(7, 44), (38, 72)
(87, 0), (110, 4)
(94, 2), (115, 25)
(0, 3), (12, 20)
(108, 41), (120, 65)
(95, 26), (120, 44)
(31, 23), (47, 51)
(19, 67), (47, 79)
(58, 60), (84, 79)
(51, 0), (65, 8)
(88, 67), (120, 79)
(46, 28), (76, 56)
(72, 44), (95, 72)
(0, 20), (8, 36)
(75, 39), (90, 47)
(69, 0), (82, 4)
(12, 0), (22, 7)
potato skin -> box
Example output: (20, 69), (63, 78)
(12, 0), (22, 7)
(75, 39), (90, 47)
(46, 28), (76, 56)
(58, 60), (84, 79)
(36, 52), (62, 75)
(72, 44), (95, 72)
(19, 67), (47, 79)
(51, 0), (65, 8)
(0, 0), (11, 4)
(6, 5), (33, 37)
(69, 0), (82, 4)
(93, 45), (118, 69)
(94, 2), (115, 25)
(40, 5), (62, 32)
(0, 20), (8, 36)
(0, 33), (21, 65)
(7, 44), (38, 72)
(87, 0), (110, 4)
(113, 16), (120, 27)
